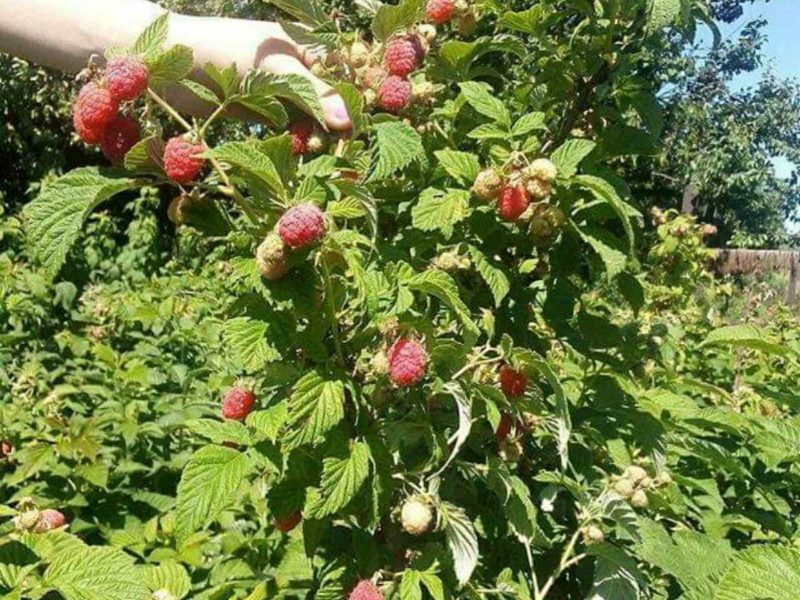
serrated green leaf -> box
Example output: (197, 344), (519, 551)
(372, 0), (424, 41)
(286, 371), (345, 448)
(179, 79), (221, 104)
(499, 6), (549, 34)
(175, 446), (253, 545)
(306, 441), (370, 518)
(550, 139), (596, 178)
(142, 561), (191, 599)
(459, 82), (511, 126)
(701, 324), (790, 355)
(647, 0), (682, 34)
(411, 188), (471, 239)
(133, 13), (170, 59)
(367, 121), (425, 183)
(149, 44), (193, 85)
(435, 150), (480, 186)
(184, 419), (252, 446)
(440, 502), (478, 586)
(265, 0), (327, 25)
(578, 226), (628, 279)
(203, 63), (240, 99)
(406, 269), (479, 336)
(247, 403), (289, 443)
(587, 544), (645, 600)
(241, 72), (325, 127)
(43, 546), (149, 600)
(124, 135), (165, 174)
(221, 317), (281, 372)
(468, 246), (510, 307)
(575, 175), (636, 254)
(209, 142), (285, 199)
(512, 112), (547, 136)
(24, 168), (138, 277)
(713, 546), (800, 600)
(400, 570), (423, 600)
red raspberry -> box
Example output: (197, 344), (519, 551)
(104, 57), (149, 103)
(290, 121), (315, 155)
(221, 387), (256, 421)
(274, 510), (302, 533)
(379, 76), (413, 113)
(497, 185), (530, 221)
(495, 413), (514, 441)
(100, 116), (140, 164)
(73, 82), (119, 145)
(500, 366), (527, 398)
(384, 37), (423, 77)
(0, 441), (13, 458)
(427, 0), (456, 23)
(278, 203), (327, 248)
(163, 136), (206, 184)
(388, 338), (428, 387)
(34, 509), (67, 533)
(349, 580), (384, 600)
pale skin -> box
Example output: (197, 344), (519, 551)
(0, 0), (352, 131)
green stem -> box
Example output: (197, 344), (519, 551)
(536, 528), (585, 600)
(199, 101), (229, 137)
(147, 88), (193, 131)
(321, 257), (345, 367)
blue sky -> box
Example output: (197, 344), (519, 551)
(718, 2), (799, 179)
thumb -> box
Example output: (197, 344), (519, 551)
(258, 53), (351, 132)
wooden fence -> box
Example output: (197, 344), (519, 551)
(712, 249), (800, 305)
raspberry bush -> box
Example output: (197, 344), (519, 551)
(6, 2), (800, 599)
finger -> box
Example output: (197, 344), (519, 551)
(258, 53), (351, 132)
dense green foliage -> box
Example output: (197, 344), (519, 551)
(2, 1), (800, 600)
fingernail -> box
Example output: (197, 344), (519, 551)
(330, 97), (350, 121)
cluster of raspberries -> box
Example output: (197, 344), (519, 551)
(471, 158), (559, 223)
(73, 56), (206, 184)
(73, 56), (148, 163)
(255, 203), (328, 281)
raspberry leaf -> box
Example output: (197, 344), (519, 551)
(434, 150), (480, 186)
(459, 82), (511, 127)
(24, 168), (138, 278)
(439, 502), (478, 586)
(550, 139), (597, 179)
(372, 0), (425, 42)
(148, 45), (194, 86)
(132, 13), (170, 60)
(175, 445), (254, 546)
(305, 441), (370, 518)
(220, 317), (282, 372)
(142, 561), (192, 600)
(43, 545), (149, 600)
(285, 371), (346, 449)
(411, 188), (471, 239)
(367, 121), (425, 182)
(208, 142), (286, 200)
(468, 246), (510, 307)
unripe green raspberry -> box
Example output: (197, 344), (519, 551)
(472, 168), (504, 200)
(656, 472), (673, 486)
(582, 525), (605, 544)
(499, 439), (522, 463)
(526, 177), (552, 200)
(347, 41), (371, 69)
(431, 250), (469, 272)
(630, 489), (649, 509)
(624, 465), (648, 484)
(526, 158), (558, 183)
(307, 128), (329, 154)
(15, 509), (41, 532)
(256, 233), (290, 281)
(613, 478), (636, 499)
(370, 351), (390, 377)
(400, 496), (436, 535)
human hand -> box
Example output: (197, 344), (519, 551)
(171, 14), (352, 131)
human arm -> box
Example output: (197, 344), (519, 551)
(0, 0), (350, 130)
